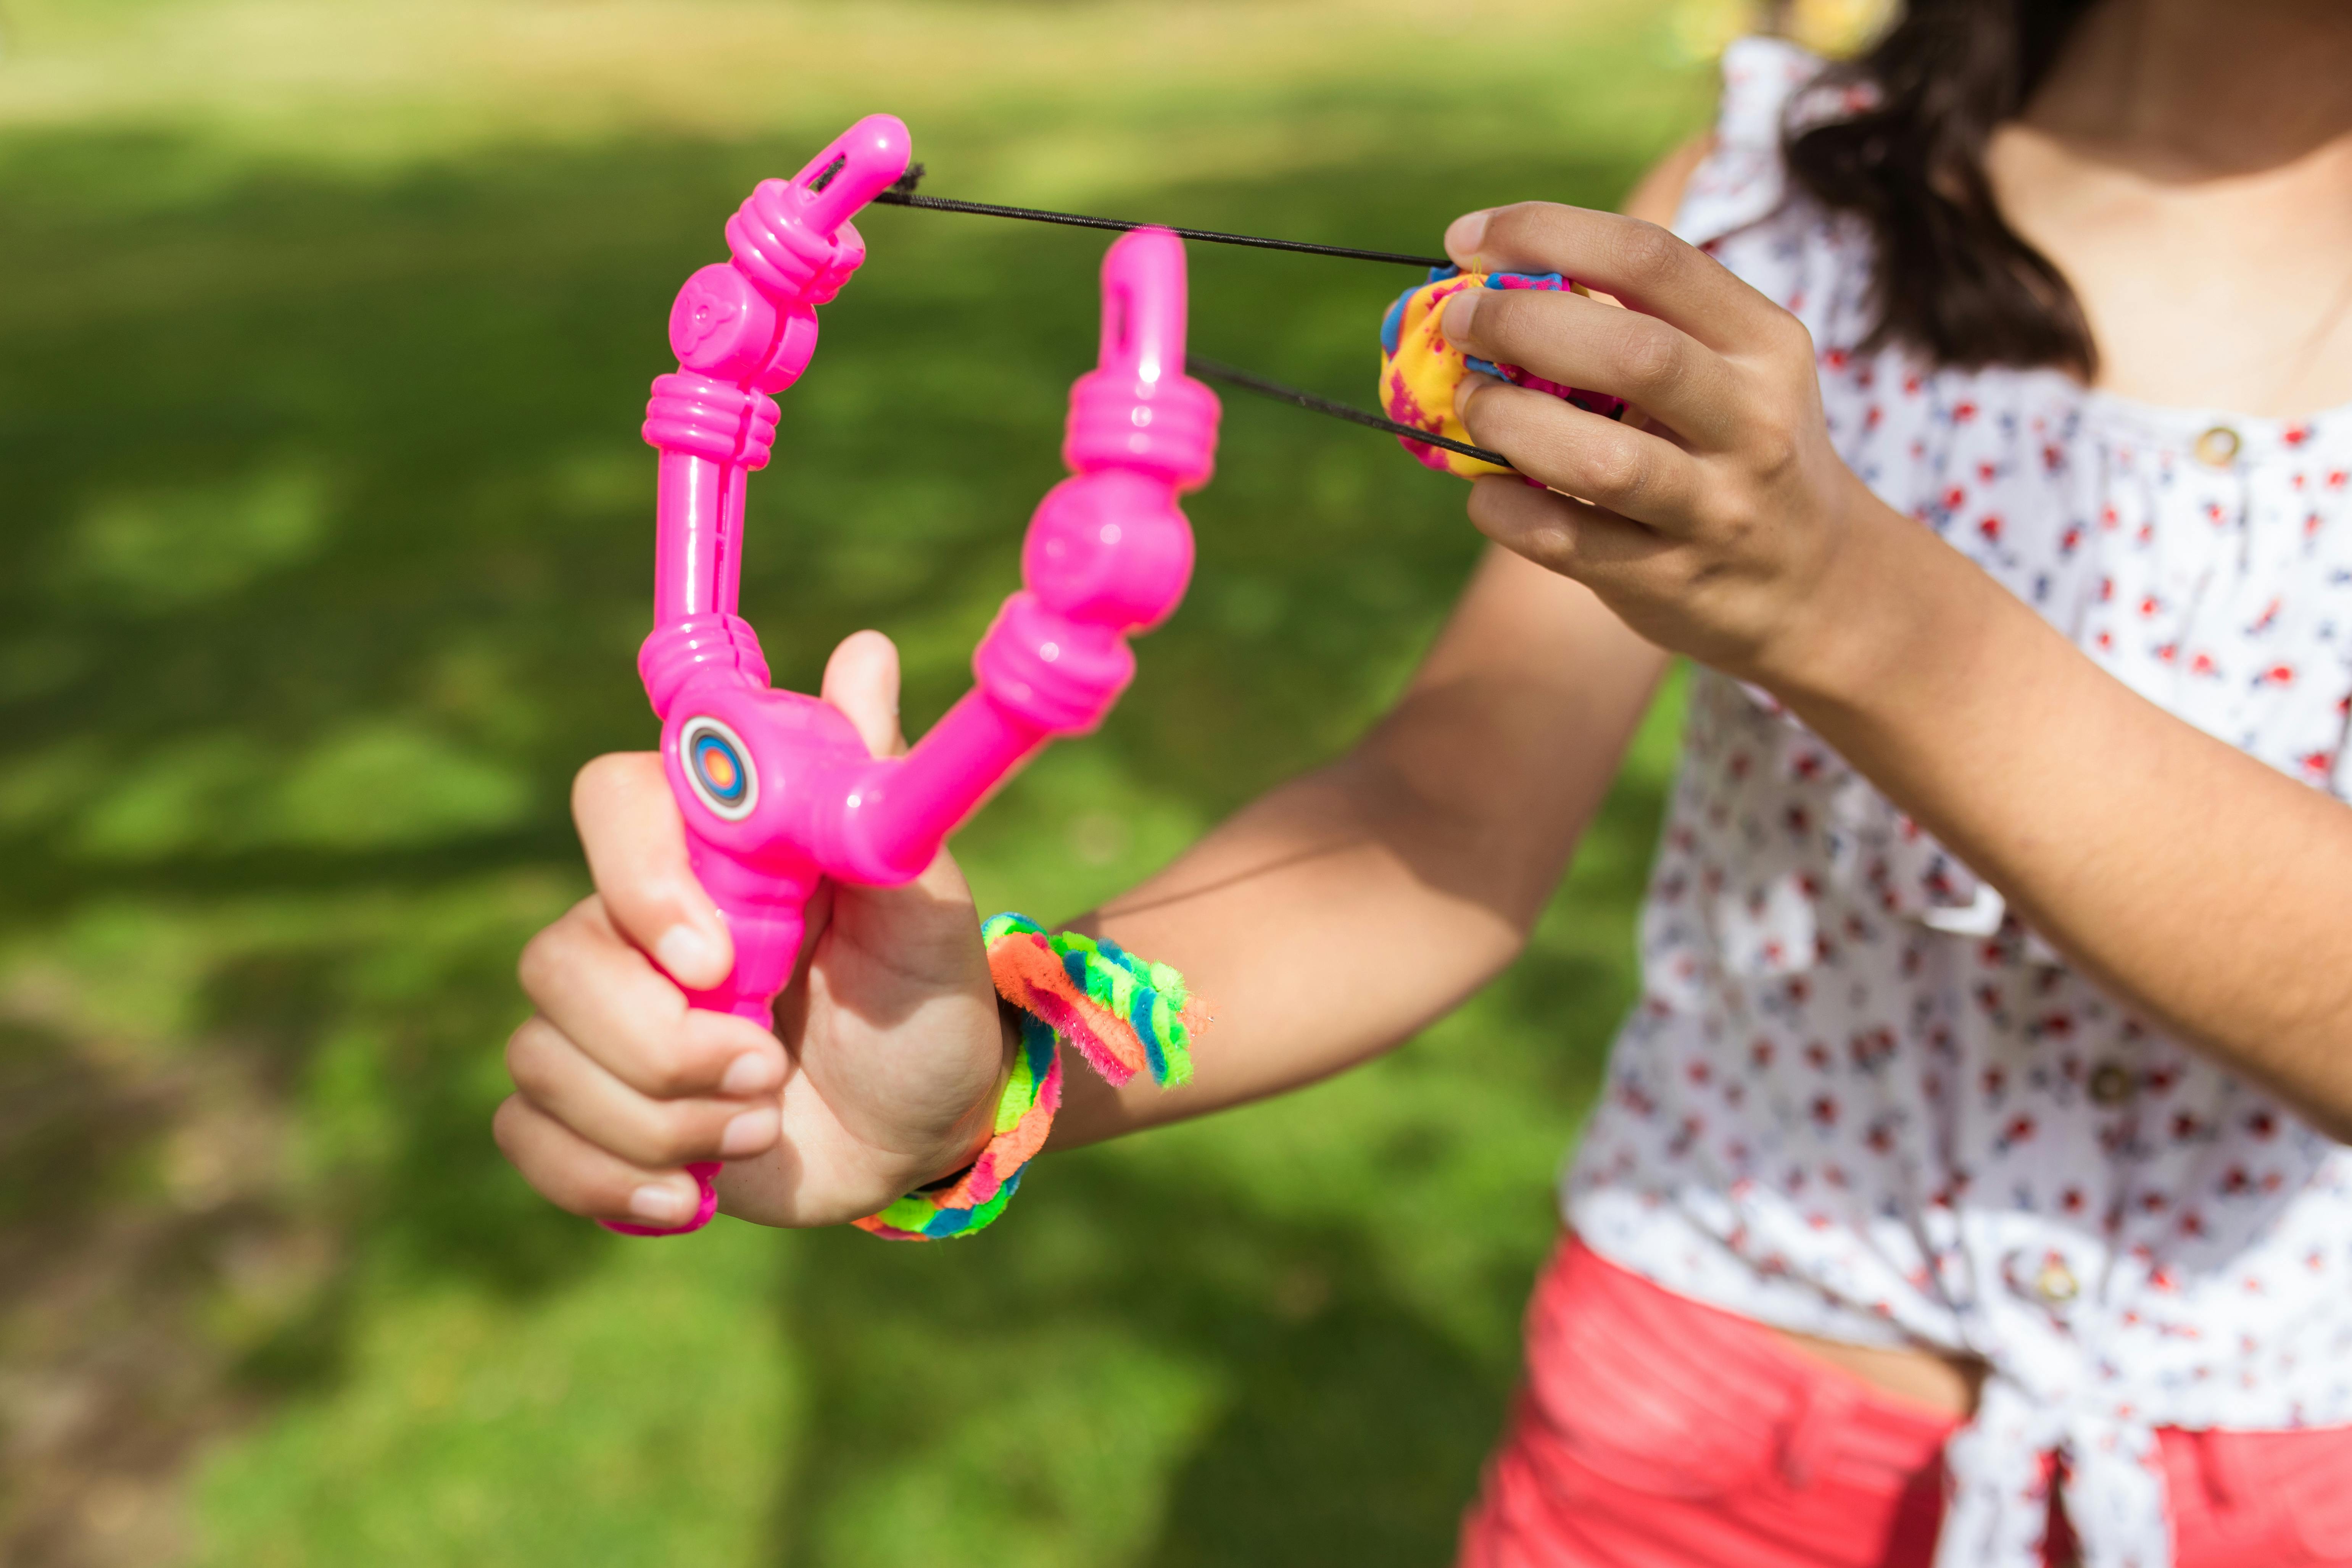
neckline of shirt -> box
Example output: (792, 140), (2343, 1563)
(2078, 381), (2350, 447)
(1907, 359), (2352, 463)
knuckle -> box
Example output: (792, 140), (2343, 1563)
(515, 924), (570, 1001)
(1714, 502), (1764, 550)
(1610, 220), (1683, 289)
(1585, 439), (1648, 503)
(1745, 415), (1802, 480)
(1772, 309), (1817, 360)
(1678, 558), (1730, 605)
(504, 1019), (549, 1088)
(641, 1108), (714, 1168)
(538, 1170), (603, 1217)
(1619, 323), (1685, 396)
(1529, 516), (1581, 569)
(1692, 479), (1752, 538)
(491, 1101), (605, 1216)
(491, 1095), (530, 1160)
(1483, 201), (1558, 254)
(1468, 482), (1577, 570)
(640, 1043), (702, 1100)
(1697, 475), (1773, 553)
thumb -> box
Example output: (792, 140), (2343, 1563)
(572, 752), (734, 990)
(820, 629), (907, 758)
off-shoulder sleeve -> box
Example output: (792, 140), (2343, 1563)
(1671, 35), (1830, 250)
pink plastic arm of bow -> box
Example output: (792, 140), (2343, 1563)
(621, 114), (1219, 1233)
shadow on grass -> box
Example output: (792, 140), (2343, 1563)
(774, 1166), (1524, 1568)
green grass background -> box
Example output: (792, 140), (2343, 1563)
(0, 3), (1716, 1562)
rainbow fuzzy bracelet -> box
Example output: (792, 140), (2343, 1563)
(853, 913), (1199, 1241)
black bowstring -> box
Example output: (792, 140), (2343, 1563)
(871, 165), (1450, 270)
(870, 166), (1507, 469)
(1184, 355), (1516, 472)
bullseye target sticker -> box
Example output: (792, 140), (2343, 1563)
(680, 716), (757, 821)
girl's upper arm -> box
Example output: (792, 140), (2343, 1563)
(1622, 133), (1716, 230)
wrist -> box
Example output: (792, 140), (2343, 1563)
(913, 998), (1022, 1190)
(1745, 474), (1944, 710)
(851, 912), (1199, 1242)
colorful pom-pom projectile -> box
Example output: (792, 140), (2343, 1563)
(1378, 268), (1629, 479)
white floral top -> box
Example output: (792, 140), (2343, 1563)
(1566, 37), (2352, 1568)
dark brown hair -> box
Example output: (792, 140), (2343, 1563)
(1783, 0), (2101, 374)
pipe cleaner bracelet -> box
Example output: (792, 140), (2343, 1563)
(853, 912), (1199, 1241)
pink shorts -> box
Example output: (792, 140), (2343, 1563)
(1458, 1238), (2352, 1568)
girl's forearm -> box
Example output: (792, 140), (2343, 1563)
(1049, 552), (1671, 1148)
(1773, 489), (2352, 1136)
(1047, 761), (1540, 1146)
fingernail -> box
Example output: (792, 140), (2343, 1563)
(1441, 288), (1481, 343)
(720, 1107), (778, 1157)
(629, 1182), (692, 1225)
(655, 924), (720, 985)
(1444, 209), (1490, 265)
(720, 1051), (777, 1096)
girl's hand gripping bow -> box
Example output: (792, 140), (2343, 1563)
(615, 116), (1218, 1233)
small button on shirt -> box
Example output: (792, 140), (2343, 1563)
(1566, 37), (2352, 1568)
(2194, 425), (2242, 468)
(2034, 1258), (2080, 1307)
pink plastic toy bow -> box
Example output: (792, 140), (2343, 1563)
(616, 114), (1219, 1235)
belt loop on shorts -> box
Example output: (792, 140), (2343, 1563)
(1779, 1375), (1862, 1489)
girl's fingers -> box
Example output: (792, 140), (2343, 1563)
(820, 629), (908, 759)
(1440, 285), (1741, 450)
(1463, 475), (1680, 590)
(1456, 377), (1705, 530)
(1447, 202), (1790, 355)
(572, 752), (734, 991)
(505, 1012), (781, 1170)
(492, 1092), (706, 1226)
(517, 896), (787, 1101)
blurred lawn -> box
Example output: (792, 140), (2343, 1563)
(0, 2), (1713, 1563)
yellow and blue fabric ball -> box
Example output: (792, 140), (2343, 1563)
(1377, 267), (1629, 479)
